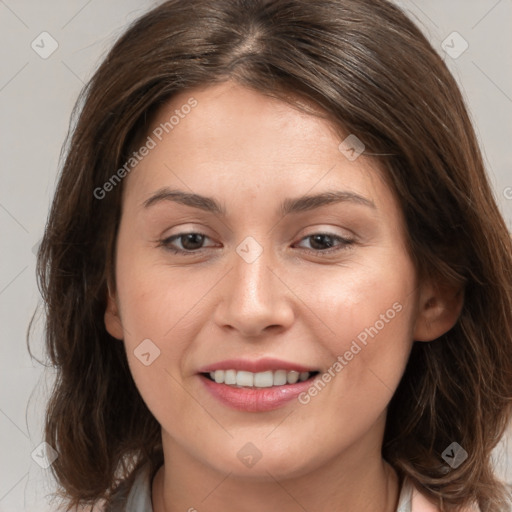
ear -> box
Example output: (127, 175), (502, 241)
(413, 280), (464, 342)
(104, 284), (124, 340)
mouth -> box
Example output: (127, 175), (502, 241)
(196, 357), (322, 411)
(201, 369), (320, 388)
(197, 360), (322, 412)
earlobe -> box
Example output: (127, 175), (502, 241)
(413, 282), (464, 342)
(104, 285), (124, 340)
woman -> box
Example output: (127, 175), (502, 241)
(34, 0), (512, 510)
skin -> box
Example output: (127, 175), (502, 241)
(105, 80), (462, 512)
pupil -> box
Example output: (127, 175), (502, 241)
(311, 234), (333, 250)
(182, 233), (204, 250)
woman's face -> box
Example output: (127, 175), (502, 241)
(105, 80), (429, 479)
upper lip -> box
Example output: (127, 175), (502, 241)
(197, 357), (318, 374)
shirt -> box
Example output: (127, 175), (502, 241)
(105, 463), (478, 511)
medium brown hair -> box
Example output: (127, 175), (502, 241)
(32, 0), (512, 510)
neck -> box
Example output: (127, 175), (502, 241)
(152, 432), (400, 512)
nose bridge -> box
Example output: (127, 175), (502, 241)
(214, 235), (294, 336)
(234, 240), (273, 304)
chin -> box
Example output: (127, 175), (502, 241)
(198, 439), (322, 482)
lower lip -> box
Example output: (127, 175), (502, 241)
(199, 374), (316, 412)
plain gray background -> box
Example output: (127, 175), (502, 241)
(1, 0), (511, 510)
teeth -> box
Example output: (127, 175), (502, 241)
(207, 369), (313, 387)
(253, 370), (273, 388)
(236, 370), (254, 387)
(273, 369), (287, 386)
(287, 371), (299, 384)
(224, 369), (237, 385)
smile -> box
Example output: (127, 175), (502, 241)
(204, 369), (318, 388)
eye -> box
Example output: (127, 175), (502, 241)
(294, 233), (355, 255)
(159, 232), (215, 255)
(158, 231), (355, 256)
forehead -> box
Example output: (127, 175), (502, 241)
(122, 81), (396, 218)
(156, 82), (341, 161)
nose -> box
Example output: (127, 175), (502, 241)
(213, 245), (295, 338)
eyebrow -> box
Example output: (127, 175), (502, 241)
(142, 188), (376, 216)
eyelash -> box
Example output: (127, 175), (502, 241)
(158, 232), (355, 257)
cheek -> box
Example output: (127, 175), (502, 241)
(295, 248), (417, 397)
(115, 244), (208, 343)
(114, 245), (228, 417)
(297, 246), (415, 337)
